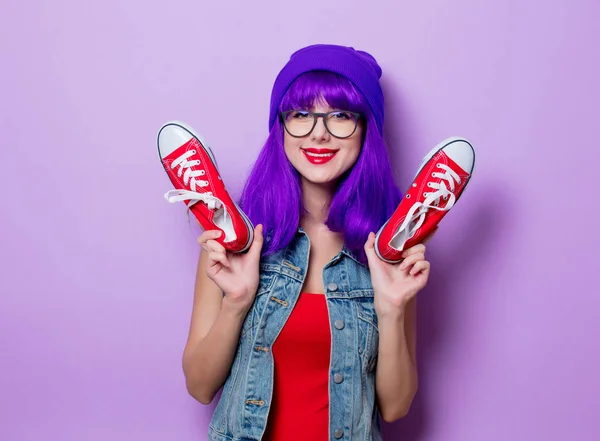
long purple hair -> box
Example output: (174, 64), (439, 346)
(239, 71), (401, 264)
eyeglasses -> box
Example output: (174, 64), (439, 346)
(280, 110), (362, 139)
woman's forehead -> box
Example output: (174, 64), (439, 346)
(287, 95), (348, 112)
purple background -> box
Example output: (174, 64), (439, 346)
(1, 1), (599, 440)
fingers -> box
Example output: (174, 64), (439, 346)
(399, 250), (431, 276)
(205, 238), (230, 267)
(198, 230), (231, 269)
(399, 230), (435, 270)
(205, 239), (226, 253)
(401, 243), (426, 259)
(197, 230), (223, 248)
(409, 260), (430, 276)
(399, 252), (425, 270)
(208, 250), (231, 269)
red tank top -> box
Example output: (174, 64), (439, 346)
(262, 292), (331, 441)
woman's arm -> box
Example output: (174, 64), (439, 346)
(364, 231), (432, 423)
(374, 297), (418, 422)
(182, 249), (249, 404)
(182, 226), (264, 405)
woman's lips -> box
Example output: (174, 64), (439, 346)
(301, 148), (339, 165)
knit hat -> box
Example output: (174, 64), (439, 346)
(269, 44), (385, 134)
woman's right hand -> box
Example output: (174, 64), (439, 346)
(197, 224), (264, 314)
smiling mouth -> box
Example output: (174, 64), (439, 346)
(303, 151), (336, 158)
(301, 148), (339, 164)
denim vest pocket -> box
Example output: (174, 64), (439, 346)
(241, 267), (277, 338)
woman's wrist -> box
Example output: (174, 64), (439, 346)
(376, 301), (408, 322)
(221, 295), (252, 320)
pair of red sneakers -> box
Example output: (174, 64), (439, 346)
(157, 122), (475, 262)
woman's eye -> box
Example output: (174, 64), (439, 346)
(292, 111), (311, 119)
(331, 111), (352, 120)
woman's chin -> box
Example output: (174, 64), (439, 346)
(298, 170), (341, 187)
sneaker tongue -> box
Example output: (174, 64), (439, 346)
(424, 185), (456, 212)
(204, 198), (219, 210)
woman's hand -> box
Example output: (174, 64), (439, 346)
(364, 228), (437, 317)
(197, 224), (264, 313)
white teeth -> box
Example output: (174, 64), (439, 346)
(304, 151), (336, 157)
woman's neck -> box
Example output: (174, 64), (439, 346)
(299, 178), (336, 227)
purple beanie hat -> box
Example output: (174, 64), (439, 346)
(269, 44), (385, 134)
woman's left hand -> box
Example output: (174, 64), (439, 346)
(364, 228), (437, 316)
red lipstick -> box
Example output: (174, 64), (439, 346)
(301, 148), (339, 165)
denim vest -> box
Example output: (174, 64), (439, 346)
(208, 228), (382, 441)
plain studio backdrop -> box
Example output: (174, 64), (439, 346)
(1, 1), (598, 440)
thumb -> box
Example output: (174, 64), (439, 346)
(363, 232), (377, 261)
(248, 224), (264, 258)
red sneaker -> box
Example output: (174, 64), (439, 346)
(375, 137), (475, 263)
(157, 121), (254, 253)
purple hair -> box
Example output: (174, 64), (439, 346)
(239, 71), (401, 264)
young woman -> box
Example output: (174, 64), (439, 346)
(182, 44), (432, 441)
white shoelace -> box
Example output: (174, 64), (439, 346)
(163, 150), (229, 225)
(391, 163), (461, 249)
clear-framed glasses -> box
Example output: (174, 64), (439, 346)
(280, 110), (362, 139)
